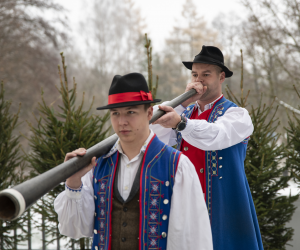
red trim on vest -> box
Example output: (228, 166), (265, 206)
(108, 151), (119, 250)
(138, 134), (156, 250)
(180, 95), (224, 200)
(175, 152), (182, 173)
(180, 109), (211, 199)
(108, 91), (153, 104)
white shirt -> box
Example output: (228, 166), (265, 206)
(115, 131), (154, 200)
(150, 96), (254, 150)
(54, 130), (213, 250)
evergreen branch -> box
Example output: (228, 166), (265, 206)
(275, 97), (300, 115)
(145, 33), (152, 91)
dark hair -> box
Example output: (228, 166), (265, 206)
(213, 65), (224, 74)
(144, 103), (151, 111)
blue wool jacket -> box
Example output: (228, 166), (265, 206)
(177, 96), (264, 250)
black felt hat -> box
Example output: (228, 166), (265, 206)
(97, 73), (161, 110)
(182, 45), (233, 78)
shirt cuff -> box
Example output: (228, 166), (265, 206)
(65, 183), (83, 199)
(180, 118), (196, 135)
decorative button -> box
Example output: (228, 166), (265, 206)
(187, 107), (190, 111)
(219, 177), (222, 179)
(124, 186), (128, 190)
(184, 147), (188, 151)
(162, 215), (168, 220)
(165, 181), (170, 187)
(94, 229), (97, 234)
(162, 232), (167, 238)
(219, 157), (222, 160)
(94, 212), (97, 217)
(95, 246), (98, 250)
(122, 222), (127, 227)
(219, 165), (223, 168)
(126, 164), (130, 168)
(94, 195), (97, 200)
(94, 178), (97, 183)
(123, 207), (128, 212)
(218, 111), (222, 115)
(163, 199), (169, 204)
(121, 237), (126, 242)
(200, 168), (204, 173)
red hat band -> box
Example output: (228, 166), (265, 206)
(108, 91), (153, 105)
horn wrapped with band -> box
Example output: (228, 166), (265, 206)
(0, 89), (197, 221)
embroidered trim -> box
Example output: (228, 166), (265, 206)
(107, 153), (119, 250)
(242, 136), (250, 144)
(65, 183), (83, 192)
(139, 135), (156, 250)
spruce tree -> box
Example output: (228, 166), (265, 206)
(0, 82), (26, 249)
(144, 33), (159, 100)
(226, 50), (298, 249)
(25, 53), (110, 249)
(286, 86), (300, 185)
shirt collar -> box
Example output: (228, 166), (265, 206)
(103, 129), (155, 158)
(195, 95), (223, 115)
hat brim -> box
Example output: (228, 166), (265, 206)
(182, 61), (233, 78)
(96, 99), (161, 110)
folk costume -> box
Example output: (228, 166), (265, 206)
(151, 47), (264, 250)
(54, 73), (213, 250)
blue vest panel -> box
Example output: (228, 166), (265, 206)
(92, 136), (181, 250)
(177, 96), (264, 250)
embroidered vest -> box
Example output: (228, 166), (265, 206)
(176, 96), (264, 250)
(92, 135), (181, 250)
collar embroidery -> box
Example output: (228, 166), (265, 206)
(195, 95), (223, 115)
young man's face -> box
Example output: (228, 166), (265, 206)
(110, 105), (153, 144)
(191, 63), (225, 102)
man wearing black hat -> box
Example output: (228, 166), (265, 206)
(151, 46), (264, 250)
(54, 73), (213, 250)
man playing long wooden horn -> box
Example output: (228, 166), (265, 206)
(54, 73), (213, 250)
(151, 46), (264, 250)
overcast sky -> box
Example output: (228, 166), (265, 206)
(59, 0), (245, 52)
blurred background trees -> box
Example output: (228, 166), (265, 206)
(1, 0), (300, 248)
(0, 0), (67, 140)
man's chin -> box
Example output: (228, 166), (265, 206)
(118, 133), (134, 142)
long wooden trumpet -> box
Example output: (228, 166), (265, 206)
(0, 89), (197, 221)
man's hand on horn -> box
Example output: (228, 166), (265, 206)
(152, 81), (206, 129)
(65, 148), (96, 189)
(181, 81), (207, 108)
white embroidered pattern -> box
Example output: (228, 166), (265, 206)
(150, 212), (157, 220)
(151, 198), (158, 206)
(151, 184), (159, 192)
(150, 239), (157, 247)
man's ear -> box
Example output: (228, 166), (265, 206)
(148, 106), (153, 120)
(220, 72), (226, 83)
